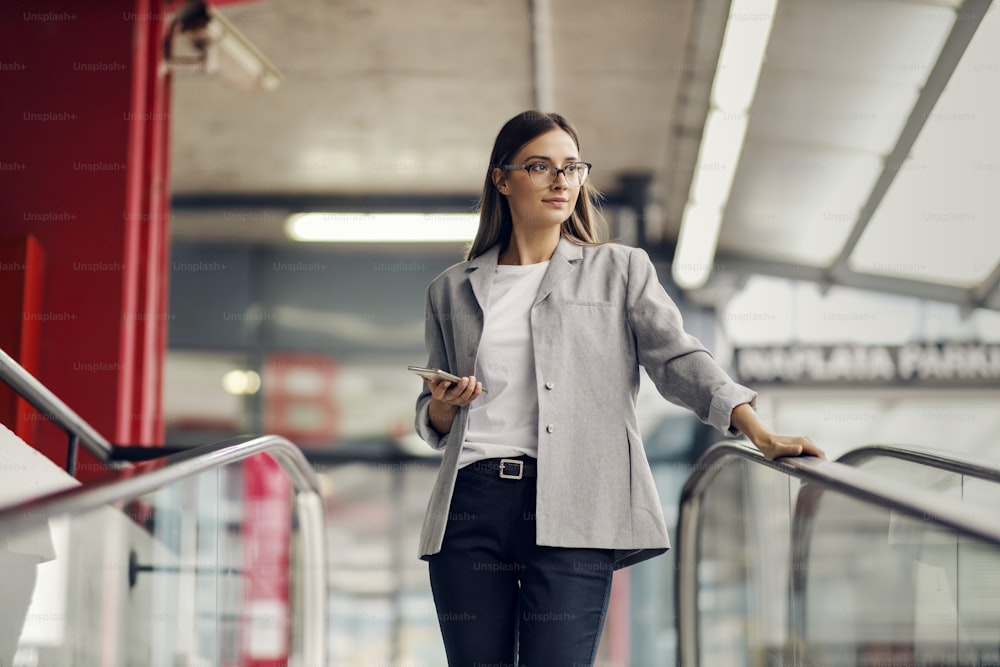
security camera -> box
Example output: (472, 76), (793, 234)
(164, 0), (281, 92)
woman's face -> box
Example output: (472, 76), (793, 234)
(494, 129), (582, 233)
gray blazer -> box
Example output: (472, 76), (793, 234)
(414, 237), (757, 568)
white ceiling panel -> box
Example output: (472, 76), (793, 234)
(765, 0), (955, 86)
(721, 143), (880, 264)
(850, 3), (1000, 288)
(750, 72), (918, 154)
(702, 0), (951, 272)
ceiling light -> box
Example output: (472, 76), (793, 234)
(673, 0), (777, 290)
(285, 213), (480, 243)
(689, 108), (750, 207)
(673, 202), (724, 290)
(711, 3), (778, 112)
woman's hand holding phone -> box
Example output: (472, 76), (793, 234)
(409, 365), (486, 407)
(430, 375), (484, 407)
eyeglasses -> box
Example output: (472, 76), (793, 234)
(501, 161), (592, 188)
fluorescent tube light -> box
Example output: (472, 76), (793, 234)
(690, 108), (750, 207)
(712, 2), (778, 112)
(285, 213), (480, 243)
(673, 0), (777, 290)
(673, 202), (724, 290)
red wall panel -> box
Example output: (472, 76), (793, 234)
(0, 0), (172, 477)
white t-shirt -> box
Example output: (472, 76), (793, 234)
(458, 261), (549, 467)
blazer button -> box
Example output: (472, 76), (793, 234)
(546, 424), (555, 433)
(545, 381), (555, 390)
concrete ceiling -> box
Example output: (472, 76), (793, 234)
(170, 0), (699, 197)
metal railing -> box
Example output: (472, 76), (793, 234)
(0, 347), (113, 474)
(676, 441), (1000, 667)
(0, 434), (327, 667)
(837, 442), (1000, 483)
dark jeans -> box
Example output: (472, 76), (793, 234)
(427, 457), (615, 667)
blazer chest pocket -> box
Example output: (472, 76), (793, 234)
(557, 298), (626, 348)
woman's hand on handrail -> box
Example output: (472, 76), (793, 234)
(731, 402), (827, 461)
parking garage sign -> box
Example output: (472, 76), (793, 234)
(734, 343), (1000, 386)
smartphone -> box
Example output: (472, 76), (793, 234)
(408, 365), (488, 393)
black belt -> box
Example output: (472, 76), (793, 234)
(466, 456), (537, 480)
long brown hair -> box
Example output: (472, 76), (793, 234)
(466, 110), (609, 260)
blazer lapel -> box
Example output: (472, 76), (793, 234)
(466, 242), (500, 313)
(533, 236), (583, 307)
(453, 243), (500, 375)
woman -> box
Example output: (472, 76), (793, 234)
(414, 110), (824, 666)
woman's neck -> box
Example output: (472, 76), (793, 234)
(499, 227), (560, 265)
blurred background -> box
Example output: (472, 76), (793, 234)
(2, 0), (1000, 665)
(165, 1), (1000, 663)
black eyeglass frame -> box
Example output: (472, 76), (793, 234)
(499, 161), (593, 187)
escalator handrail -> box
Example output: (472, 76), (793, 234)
(676, 441), (1000, 667)
(0, 346), (113, 460)
(0, 434), (326, 667)
(837, 443), (1000, 483)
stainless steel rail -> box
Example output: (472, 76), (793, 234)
(0, 346), (113, 461)
(0, 434), (326, 667)
(837, 443), (1000, 483)
(676, 441), (1000, 667)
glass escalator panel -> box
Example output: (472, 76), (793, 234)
(695, 456), (797, 666)
(797, 486), (1000, 666)
(2, 452), (306, 667)
(689, 451), (1000, 667)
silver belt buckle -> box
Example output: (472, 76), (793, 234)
(499, 458), (523, 480)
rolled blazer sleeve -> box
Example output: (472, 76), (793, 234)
(626, 248), (757, 436)
(414, 286), (450, 450)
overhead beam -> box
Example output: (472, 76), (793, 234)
(714, 251), (999, 312)
(974, 261), (1000, 311)
(831, 0), (994, 276)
